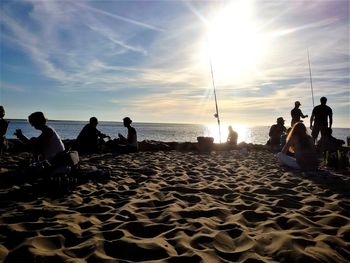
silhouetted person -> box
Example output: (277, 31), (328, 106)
(227, 126), (238, 145)
(75, 117), (109, 154)
(0, 106), (9, 153)
(310, 97), (332, 142)
(268, 117), (287, 151)
(115, 117), (138, 153)
(291, 101), (308, 127)
(14, 112), (65, 161)
(277, 122), (318, 171)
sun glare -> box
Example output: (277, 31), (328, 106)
(200, 1), (268, 81)
(206, 123), (249, 143)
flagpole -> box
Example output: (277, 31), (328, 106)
(307, 49), (315, 108)
(209, 55), (222, 143)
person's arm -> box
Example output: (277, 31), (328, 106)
(329, 110), (333, 128)
(14, 129), (30, 143)
(300, 110), (308, 118)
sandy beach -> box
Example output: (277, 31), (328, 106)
(0, 147), (349, 262)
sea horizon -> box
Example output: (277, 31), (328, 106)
(5, 119), (350, 145)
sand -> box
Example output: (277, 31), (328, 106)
(0, 148), (349, 262)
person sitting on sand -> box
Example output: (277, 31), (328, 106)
(14, 111), (65, 162)
(291, 101), (308, 127)
(107, 117), (138, 154)
(227, 126), (238, 146)
(268, 117), (287, 151)
(277, 122), (318, 170)
(75, 117), (110, 154)
(0, 106), (9, 153)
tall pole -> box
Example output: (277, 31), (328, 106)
(209, 55), (222, 143)
(307, 49), (315, 108)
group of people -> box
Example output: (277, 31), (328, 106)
(0, 107), (138, 164)
(74, 116), (138, 154)
(268, 97), (346, 171)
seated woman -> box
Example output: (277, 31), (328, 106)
(14, 112), (65, 162)
(112, 117), (138, 153)
(277, 122), (318, 171)
(75, 117), (110, 154)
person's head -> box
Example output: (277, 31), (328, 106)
(277, 117), (285, 125)
(28, 112), (47, 129)
(287, 122), (313, 148)
(0, 106), (4, 118)
(89, 117), (98, 127)
(294, 101), (301, 108)
(320, 97), (327, 105)
(228, 125), (233, 131)
(123, 117), (132, 127)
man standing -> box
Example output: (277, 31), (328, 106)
(291, 101), (308, 127)
(310, 97), (333, 141)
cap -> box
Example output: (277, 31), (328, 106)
(295, 101), (301, 106)
(277, 117), (285, 123)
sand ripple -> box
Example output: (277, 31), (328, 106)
(1, 149), (350, 262)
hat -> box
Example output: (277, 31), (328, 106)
(277, 117), (285, 123)
(295, 101), (301, 106)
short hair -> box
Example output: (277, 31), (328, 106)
(28, 112), (47, 126)
(89, 117), (98, 124)
(320, 97), (327, 104)
(0, 106), (4, 113)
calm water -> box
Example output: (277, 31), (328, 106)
(5, 119), (350, 145)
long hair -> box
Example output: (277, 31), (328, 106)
(287, 122), (313, 149)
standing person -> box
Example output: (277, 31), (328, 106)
(310, 97), (333, 142)
(227, 125), (238, 146)
(75, 117), (110, 154)
(14, 112), (65, 161)
(268, 117), (287, 151)
(277, 122), (318, 170)
(291, 101), (308, 127)
(0, 106), (9, 153)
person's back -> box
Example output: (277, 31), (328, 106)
(313, 104), (332, 126)
(75, 117), (108, 153)
(14, 112), (65, 161)
(76, 123), (99, 152)
(39, 125), (65, 161)
(227, 126), (238, 145)
(277, 122), (318, 171)
(310, 97), (333, 141)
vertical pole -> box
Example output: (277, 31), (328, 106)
(209, 55), (222, 143)
(307, 49), (315, 108)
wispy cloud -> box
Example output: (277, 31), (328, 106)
(1, 0), (349, 126)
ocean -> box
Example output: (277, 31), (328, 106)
(5, 119), (350, 145)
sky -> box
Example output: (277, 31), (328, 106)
(0, 0), (349, 128)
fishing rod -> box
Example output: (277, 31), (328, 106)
(209, 55), (222, 143)
(307, 49), (315, 108)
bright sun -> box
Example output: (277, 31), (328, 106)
(200, 1), (268, 80)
